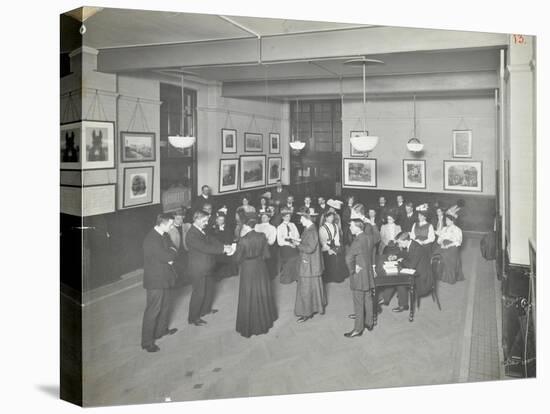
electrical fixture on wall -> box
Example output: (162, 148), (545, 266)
(168, 73), (196, 150)
(289, 98), (306, 154)
(344, 56), (384, 154)
(407, 95), (424, 153)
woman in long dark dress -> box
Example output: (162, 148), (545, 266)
(319, 210), (347, 283)
(255, 211), (279, 279)
(410, 204), (435, 291)
(434, 214), (464, 284)
(234, 215), (278, 338)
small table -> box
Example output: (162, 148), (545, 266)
(373, 257), (416, 323)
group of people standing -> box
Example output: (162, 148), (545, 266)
(140, 182), (466, 352)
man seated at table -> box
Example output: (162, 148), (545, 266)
(379, 231), (430, 313)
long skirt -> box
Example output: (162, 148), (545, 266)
(322, 247), (348, 283)
(266, 244), (280, 280)
(236, 258), (278, 338)
(295, 275), (327, 317)
(279, 245), (299, 284)
(415, 243), (435, 297)
(439, 246), (465, 284)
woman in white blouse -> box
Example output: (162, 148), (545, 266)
(379, 213), (401, 255)
(319, 210), (347, 283)
(256, 211), (278, 279)
(436, 214), (464, 284)
(277, 208), (300, 284)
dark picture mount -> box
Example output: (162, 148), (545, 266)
(239, 154), (266, 190)
(218, 158), (239, 193)
(443, 160), (483, 192)
(244, 132), (263, 152)
(120, 131), (156, 163)
(268, 157), (282, 184)
(60, 120), (82, 170)
(122, 166), (155, 208)
(269, 132), (280, 154)
(221, 128), (237, 154)
(402, 159), (427, 189)
(81, 120), (116, 170)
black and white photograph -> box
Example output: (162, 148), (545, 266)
(244, 132), (263, 152)
(55, 4), (539, 411)
(82, 120), (115, 169)
(269, 132), (280, 153)
(444, 160), (482, 192)
(122, 166), (154, 207)
(403, 159), (426, 188)
(121, 131), (156, 162)
(221, 128), (237, 153)
(343, 158), (377, 187)
(240, 154), (265, 189)
(218, 158), (239, 192)
(452, 130), (473, 158)
(268, 157), (282, 184)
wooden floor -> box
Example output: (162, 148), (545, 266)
(79, 235), (503, 407)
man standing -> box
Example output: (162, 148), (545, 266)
(395, 194), (407, 225)
(317, 196), (329, 217)
(377, 196), (390, 225)
(271, 180), (290, 208)
(400, 201), (417, 233)
(344, 219), (376, 338)
(186, 210), (231, 326)
(141, 213), (179, 353)
(192, 185), (214, 214)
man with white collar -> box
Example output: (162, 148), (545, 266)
(192, 185), (214, 214)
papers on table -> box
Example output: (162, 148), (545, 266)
(400, 268), (416, 275)
(383, 261), (399, 276)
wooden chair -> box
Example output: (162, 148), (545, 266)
(416, 255), (442, 310)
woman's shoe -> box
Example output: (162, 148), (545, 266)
(297, 316), (312, 323)
(344, 329), (364, 338)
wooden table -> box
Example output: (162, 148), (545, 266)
(373, 264), (417, 324)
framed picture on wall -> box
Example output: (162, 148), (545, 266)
(403, 159), (426, 189)
(82, 120), (115, 169)
(268, 157), (282, 184)
(452, 130), (472, 158)
(60, 121), (82, 170)
(343, 158), (377, 187)
(221, 128), (237, 153)
(122, 166), (154, 208)
(240, 155), (266, 189)
(244, 132), (263, 152)
(350, 130), (370, 157)
(219, 158), (239, 193)
(269, 132), (280, 154)
(443, 160), (482, 192)
(121, 131), (156, 162)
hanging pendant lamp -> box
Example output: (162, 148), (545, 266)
(168, 73), (196, 150)
(289, 98), (306, 152)
(345, 57), (384, 153)
(407, 95), (424, 153)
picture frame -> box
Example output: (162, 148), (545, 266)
(267, 157), (282, 184)
(350, 130), (370, 157)
(219, 158), (239, 193)
(60, 121), (82, 170)
(403, 159), (427, 189)
(443, 160), (482, 192)
(122, 166), (155, 208)
(82, 120), (116, 169)
(452, 129), (472, 158)
(244, 132), (263, 152)
(240, 155), (266, 189)
(120, 131), (156, 162)
(269, 132), (280, 154)
(221, 128), (237, 153)
(343, 158), (377, 188)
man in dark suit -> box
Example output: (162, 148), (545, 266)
(400, 201), (417, 233)
(186, 210), (230, 325)
(191, 185), (215, 214)
(377, 196), (390, 225)
(271, 180), (290, 208)
(141, 213), (179, 353)
(344, 219), (376, 338)
(395, 194), (407, 225)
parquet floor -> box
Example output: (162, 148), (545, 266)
(79, 236), (502, 407)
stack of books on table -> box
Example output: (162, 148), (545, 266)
(383, 261), (399, 276)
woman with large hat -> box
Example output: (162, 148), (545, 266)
(434, 212), (464, 284)
(276, 207), (300, 284)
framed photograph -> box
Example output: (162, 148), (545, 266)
(269, 132), (280, 154)
(452, 130), (472, 158)
(121, 131), (156, 162)
(122, 166), (154, 208)
(221, 128), (237, 153)
(82, 120), (115, 169)
(443, 160), (482, 192)
(244, 132), (263, 152)
(268, 157), (282, 184)
(343, 158), (377, 187)
(240, 155), (266, 189)
(403, 159), (427, 189)
(219, 158), (239, 193)
(350, 130), (370, 157)
(60, 121), (82, 170)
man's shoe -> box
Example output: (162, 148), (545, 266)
(392, 306), (409, 313)
(142, 344), (160, 353)
(209, 309), (219, 314)
(189, 319), (207, 326)
(155, 328), (178, 339)
(365, 324), (374, 332)
(297, 316), (312, 323)
(344, 330), (364, 338)
(348, 313), (357, 319)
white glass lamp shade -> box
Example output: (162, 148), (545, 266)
(289, 141), (306, 150)
(350, 133), (379, 152)
(168, 135), (196, 149)
(406, 137), (424, 152)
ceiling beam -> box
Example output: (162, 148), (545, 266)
(221, 71), (499, 99)
(97, 26), (508, 73)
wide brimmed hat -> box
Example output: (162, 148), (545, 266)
(415, 203), (429, 213)
(296, 206), (318, 217)
(261, 191), (272, 199)
(280, 207), (294, 216)
(349, 209), (365, 220)
(327, 199), (343, 210)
